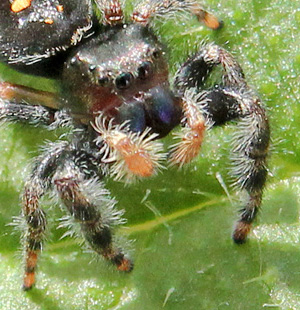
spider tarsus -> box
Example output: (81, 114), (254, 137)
(22, 282), (34, 292)
(132, 0), (222, 30)
(232, 221), (251, 244)
(201, 12), (223, 30)
(174, 44), (270, 241)
(23, 273), (36, 291)
(112, 254), (134, 272)
(23, 249), (39, 291)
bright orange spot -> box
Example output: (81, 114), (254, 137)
(56, 5), (64, 12)
(11, 0), (31, 13)
(117, 258), (133, 272)
(23, 250), (38, 290)
(0, 82), (15, 100)
(117, 138), (153, 177)
(203, 12), (221, 30)
(125, 152), (153, 177)
(23, 272), (35, 290)
(44, 18), (54, 24)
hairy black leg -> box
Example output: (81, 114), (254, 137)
(0, 87), (73, 130)
(173, 44), (270, 243)
(174, 44), (246, 93)
(54, 176), (132, 271)
(227, 91), (270, 243)
(49, 137), (133, 271)
(22, 182), (47, 291)
(54, 172), (133, 271)
(22, 141), (68, 290)
(22, 133), (132, 289)
(131, 0), (222, 29)
(203, 88), (269, 243)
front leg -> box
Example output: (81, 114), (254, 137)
(172, 44), (270, 243)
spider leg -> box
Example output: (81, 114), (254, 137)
(22, 136), (133, 289)
(95, 0), (124, 25)
(22, 141), (68, 290)
(131, 0), (222, 29)
(0, 82), (72, 128)
(227, 90), (270, 244)
(54, 177), (132, 272)
(171, 44), (247, 165)
(173, 44), (270, 243)
(0, 82), (59, 109)
(174, 44), (247, 92)
(52, 140), (133, 272)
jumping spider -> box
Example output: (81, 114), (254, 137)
(0, 0), (270, 290)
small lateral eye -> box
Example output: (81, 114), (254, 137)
(137, 61), (152, 80)
(89, 64), (96, 72)
(152, 49), (160, 59)
(70, 56), (79, 66)
(115, 72), (133, 89)
(98, 75), (109, 86)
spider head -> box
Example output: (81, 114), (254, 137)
(62, 24), (171, 124)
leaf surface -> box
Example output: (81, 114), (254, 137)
(0, 0), (299, 309)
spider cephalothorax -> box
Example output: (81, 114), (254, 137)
(0, 0), (269, 290)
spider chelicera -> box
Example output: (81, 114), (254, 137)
(0, 0), (270, 290)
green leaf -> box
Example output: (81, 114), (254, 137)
(0, 0), (300, 309)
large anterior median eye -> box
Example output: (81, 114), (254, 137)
(115, 72), (133, 89)
(137, 61), (152, 80)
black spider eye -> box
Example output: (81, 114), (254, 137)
(115, 72), (133, 89)
(152, 50), (160, 59)
(137, 61), (152, 80)
(98, 75), (109, 86)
